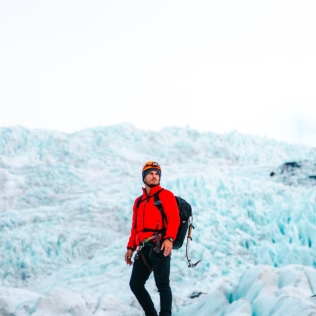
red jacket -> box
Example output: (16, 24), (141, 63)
(127, 185), (180, 250)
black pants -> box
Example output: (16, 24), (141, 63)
(129, 246), (172, 316)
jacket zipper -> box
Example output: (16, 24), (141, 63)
(142, 196), (160, 231)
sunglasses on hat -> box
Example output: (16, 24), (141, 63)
(144, 162), (159, 168)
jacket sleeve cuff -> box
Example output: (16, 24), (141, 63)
(127, 247), (135, 251)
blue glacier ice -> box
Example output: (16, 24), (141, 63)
(0, 124), (316, 315)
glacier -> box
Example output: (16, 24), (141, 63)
(0, 124), (316, 316)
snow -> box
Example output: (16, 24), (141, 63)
(0, 123), (316, 315)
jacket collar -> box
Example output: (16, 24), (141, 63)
(142, 185), (162, 197)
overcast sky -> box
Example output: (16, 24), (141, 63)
(1, 0), (316, 147)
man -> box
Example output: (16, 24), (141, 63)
(125, 161), (180, 316)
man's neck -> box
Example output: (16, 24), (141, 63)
(145, 185), (151, 195)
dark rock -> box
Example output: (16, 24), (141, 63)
(190, 291), (206, 298)
(270, 161), (316, 185)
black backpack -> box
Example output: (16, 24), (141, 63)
(136, 189), (193, 250)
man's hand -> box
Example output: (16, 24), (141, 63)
(125, 249), (134, 265)
(161, 239), (173, 256)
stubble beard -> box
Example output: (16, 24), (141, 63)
(144, 178), (160, 188)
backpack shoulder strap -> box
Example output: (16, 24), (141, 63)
(153, 189), (168, 224)
(136, 195), (143, 210)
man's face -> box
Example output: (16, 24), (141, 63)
(144, 170), (160, 186)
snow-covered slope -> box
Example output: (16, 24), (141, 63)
(0, 124), (316, 315)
